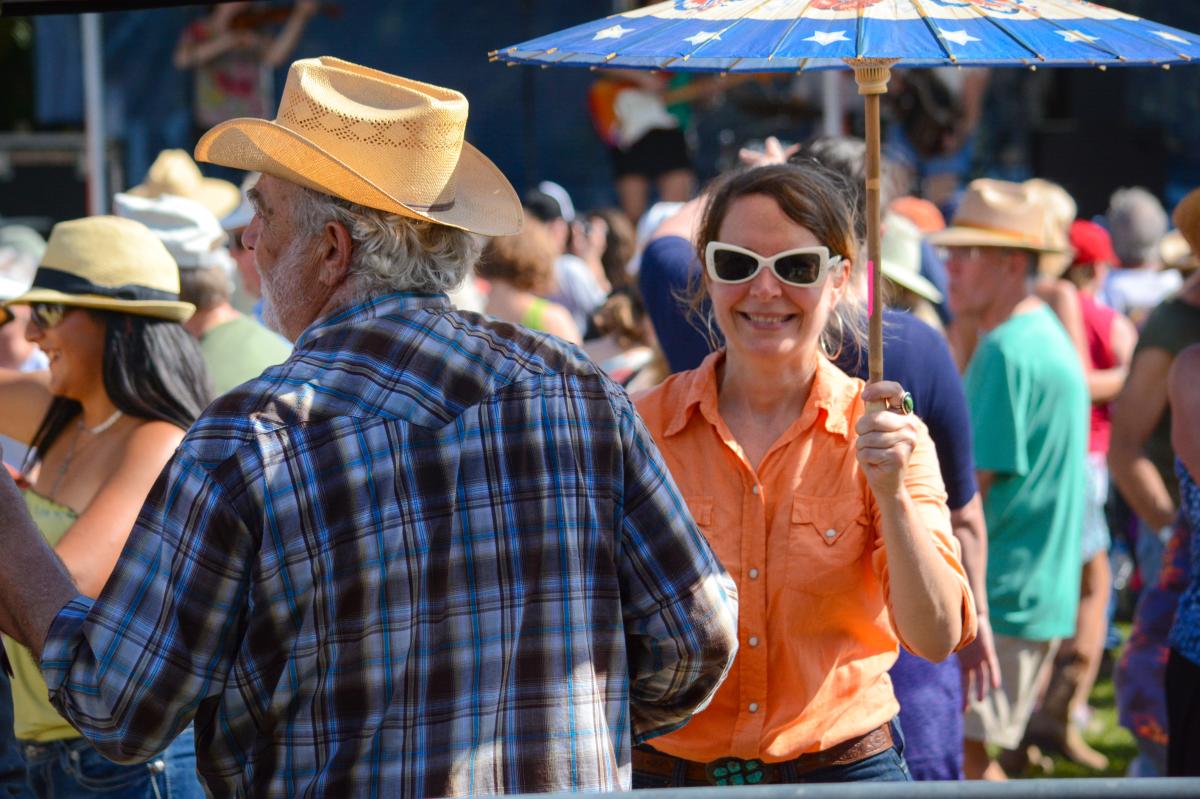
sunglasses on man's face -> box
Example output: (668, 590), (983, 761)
(704, 241), (842, 288)
(29, 303), (68, 330)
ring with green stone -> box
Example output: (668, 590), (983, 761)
(895, 391), (914, 416)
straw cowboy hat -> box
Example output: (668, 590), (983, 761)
(3, 216), (195, 322)
(127, 149), (242, 220)
(930, 179), (1067, 254)
(195, 56), (523, 237)
(881, 213), (943, 304)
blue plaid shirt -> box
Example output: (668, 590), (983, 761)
(41, 293), (738, 797)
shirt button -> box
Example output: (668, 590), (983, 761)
(748, 568), (760, 579)
(751, 485), (760, 495)
(824, 528), (838, 539)
(748, 636), (760, 647)
(748, 702), (760, 713)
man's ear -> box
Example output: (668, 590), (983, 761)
(316, 220), (353, 286)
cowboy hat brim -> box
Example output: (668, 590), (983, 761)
(928, 225), (1065, 254)
(3, 289), (195, 322)
(880, 262), (944, 304)
(194, 118), (523, 237)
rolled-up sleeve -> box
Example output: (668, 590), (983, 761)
(870, 421), (976, 654)
(40, 451), (254, 764)
(614, 401), (738, 743)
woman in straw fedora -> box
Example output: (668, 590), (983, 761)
(631, 162), (975, 786)
(0, 216), (210, 799)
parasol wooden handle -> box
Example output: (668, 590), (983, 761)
(847, 58), (898, 390)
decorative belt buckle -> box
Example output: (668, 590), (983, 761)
(705, 756), (771, 785)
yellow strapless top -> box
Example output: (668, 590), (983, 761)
(4, 488), (79, 742)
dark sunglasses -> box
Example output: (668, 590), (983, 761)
(704, 241), (843, 288)
(29, 303), (68, 330)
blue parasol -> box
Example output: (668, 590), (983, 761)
(492, 0), (1200, 385)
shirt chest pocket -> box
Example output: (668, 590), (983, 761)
(685, 495), (739, 577)
(786, 495), (870, 596)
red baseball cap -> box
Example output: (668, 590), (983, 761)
(1069, 219), (1117, 268)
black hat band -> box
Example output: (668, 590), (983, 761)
(32, 267), (181, 303)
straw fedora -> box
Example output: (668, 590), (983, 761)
(195, 57), (522, 237)
(127, 149), (241, 220)
(4, 216), (195, 322)
(881, 213), (943, 304)
(929, 179), (1066, 254)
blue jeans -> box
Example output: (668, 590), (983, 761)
(632, 720), (912, 787)
(0, 669), (33, 798)
(21, 728), (203, 799)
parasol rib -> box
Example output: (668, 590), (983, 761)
(993, 0), (1124, 62)
(908, 0), (959, 63)
(1036, 0), (1194, 63)
(764, 0), (819, 63)
(675, 0), (781, 64)
(951, 1), (1045, 63)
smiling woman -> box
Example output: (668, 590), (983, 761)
(0, 216), (210, 798)
(631, 162), (975, 787)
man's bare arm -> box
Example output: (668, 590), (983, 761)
(1109, 348), (1176, 530)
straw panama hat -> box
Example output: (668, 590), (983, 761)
(195, 56), (523, 237)
(128, 149), (241, 220)
(929, 179), (1067, 254)
(881, 214), (943, 304)
(4, 216), (195, 322)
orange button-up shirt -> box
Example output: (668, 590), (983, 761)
(634, 351), (975, 762)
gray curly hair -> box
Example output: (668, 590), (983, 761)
(291, 186), (482, 299)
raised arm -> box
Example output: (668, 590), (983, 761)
(1109, 347), (1175, 531)
(858, 381), (976, 663)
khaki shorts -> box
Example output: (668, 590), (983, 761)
(963, 634), (1060, 750)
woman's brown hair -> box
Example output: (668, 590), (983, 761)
(685, 162), (866, 358)
(477, 217), (557, 293)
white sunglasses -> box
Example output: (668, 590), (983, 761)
(704, 241), (843, 287)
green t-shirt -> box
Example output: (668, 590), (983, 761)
(965, 305), (1089, 640)
(1133, 296), (1200, 503)
(201, 314), (292, 397)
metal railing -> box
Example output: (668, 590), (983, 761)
(526, 780), (1200, 799)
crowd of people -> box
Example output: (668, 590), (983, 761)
(0, 53), (1196, 798)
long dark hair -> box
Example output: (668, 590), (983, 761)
(23, 310), (212, 473)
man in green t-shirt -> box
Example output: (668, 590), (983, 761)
(933, 180), (1089, 780)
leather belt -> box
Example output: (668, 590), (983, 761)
(632, 723), (894, 786)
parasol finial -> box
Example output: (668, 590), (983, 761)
(849, 58), (899, 96)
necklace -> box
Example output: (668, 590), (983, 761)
(47, 410), (124, 497)
(83, 409), (124, 435)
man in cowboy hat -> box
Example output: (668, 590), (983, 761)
(932, 178), (1089, 780)
(0, 57), (738, 798)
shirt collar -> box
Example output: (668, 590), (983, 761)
(663, 350), (859, 441)
(294, 292), (451, 349)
